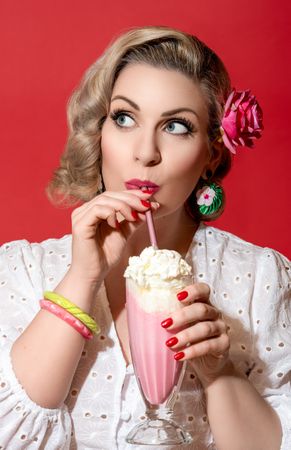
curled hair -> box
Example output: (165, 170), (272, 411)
(47, 25), (232, 220)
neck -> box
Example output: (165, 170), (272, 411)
(127, 206), (199, 258)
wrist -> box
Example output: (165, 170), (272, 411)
(53, 269), (103, 314)
(201, 359), (245, 391)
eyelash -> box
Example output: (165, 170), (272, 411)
(109, 108), (195, 136)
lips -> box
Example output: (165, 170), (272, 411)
(125, 179), (160, 194)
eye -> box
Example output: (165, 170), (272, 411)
(165, 118), (194, 136)
(110, 110), (135, 128)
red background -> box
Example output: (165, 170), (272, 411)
(0, 0), (290, 258)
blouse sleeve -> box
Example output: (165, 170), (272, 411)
(248, 248), (291, 450)
(0, 236), (72, 449)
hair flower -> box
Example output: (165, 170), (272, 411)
(220, 89), (264, 154)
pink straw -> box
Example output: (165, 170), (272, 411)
(145, 209), (158, 248)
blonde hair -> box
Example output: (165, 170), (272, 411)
(47, 25), (232, 220)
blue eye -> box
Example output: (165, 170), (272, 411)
(165, 118), (194, 136)
(110, 110), (135, 128)
(166, 122), (188, 134)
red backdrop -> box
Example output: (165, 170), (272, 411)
(0, 0), (290, 258)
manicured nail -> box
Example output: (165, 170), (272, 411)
(166, 336), (178, 347)
(141, 189), (154, 194)
(141, 200), (151, 208)
(161, 317), (173, 328)
(177, 291), (188, 301)
(131, 210), (139, 220)
(174, 351), (185, 361)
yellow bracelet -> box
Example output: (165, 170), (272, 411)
(44, 291), (100, 335)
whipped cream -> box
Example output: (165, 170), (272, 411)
(124, 247), (193, 313)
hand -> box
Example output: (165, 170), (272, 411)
(68, 190), (159, 284)
(162, 283), (230, 387)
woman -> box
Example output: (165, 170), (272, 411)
(0, 26), (290, 449)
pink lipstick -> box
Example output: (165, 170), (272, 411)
(125, 179), (160, 194)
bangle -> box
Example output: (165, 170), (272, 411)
(44, 291), (100, 335)
(40, 299), (93, 340)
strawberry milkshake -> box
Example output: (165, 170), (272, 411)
(124, 246), (192, 406)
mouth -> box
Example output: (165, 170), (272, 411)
(125, 179), (160, 194)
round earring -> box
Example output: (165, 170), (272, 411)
(196, 182), (223, 216)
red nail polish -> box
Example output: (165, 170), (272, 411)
(142, 189), (153, 194)
(177, 291), (188, 301)
(131, 210), (138, 220)
(161, 317), (173, 328)
(166, 336), (178, 347)
(174, 351), (185, 361)
(141, 200), (151, 208)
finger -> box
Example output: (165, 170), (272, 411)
(176, 282), (211, 304)
(166, 319), (227, 350)
(72, 204), (118, 237)
(74, 193), (157, 225)
(72, 189), (153, 218)
(174, 333), (230, 361)
(161, 302), (220, 330)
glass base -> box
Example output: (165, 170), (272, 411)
(126, 418), (193, 446)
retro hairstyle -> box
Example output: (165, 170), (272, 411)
(47, 25), (232, 221)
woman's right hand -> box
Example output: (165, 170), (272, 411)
(68, 189), (159, 285)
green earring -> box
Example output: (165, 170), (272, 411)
(196, 182), (223, 216)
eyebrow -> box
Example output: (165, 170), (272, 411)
(111, 95), (199, 118)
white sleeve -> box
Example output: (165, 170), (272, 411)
(0, 237), (72, 449)
(248, 248), (291, 450)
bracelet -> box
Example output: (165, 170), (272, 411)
(44, 291), (100, 335)
(40, 299), (93, 340)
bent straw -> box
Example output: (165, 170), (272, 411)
(145, 209), (158, 248)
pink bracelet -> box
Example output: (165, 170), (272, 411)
(40, 299), (93, 340)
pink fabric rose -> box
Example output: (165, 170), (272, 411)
(220, 89), (264, 154)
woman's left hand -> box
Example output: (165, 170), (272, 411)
(162, 282), (230, 387)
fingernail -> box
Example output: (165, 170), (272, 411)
(174, 351), (185, 361)
(166, 336), (178, 347)
(141, 200), (151, 208)
(131, 210), (139, 220)
(141, 189), (154, 194)
(161, 317), (173, 328)
(177, 291), (188, 301)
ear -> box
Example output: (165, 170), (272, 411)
(201, 141), (223, 180)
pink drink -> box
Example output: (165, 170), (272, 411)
(124, 247), (192, 406)
(126, 279), (183, 405)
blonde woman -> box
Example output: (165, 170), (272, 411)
(0, 26), (290, 449)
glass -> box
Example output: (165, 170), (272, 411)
(125, 277), (193, 446)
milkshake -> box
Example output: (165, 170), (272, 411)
(124, 246), (193, 445)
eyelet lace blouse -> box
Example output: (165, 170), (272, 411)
(0, 223), (290, 449)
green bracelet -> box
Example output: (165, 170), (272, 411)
(44, 291), (100, 335)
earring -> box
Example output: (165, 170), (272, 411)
(196, 182), (223, 216)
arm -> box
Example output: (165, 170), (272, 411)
(11, 190), (156, 409)
(203, 360), (282, 450)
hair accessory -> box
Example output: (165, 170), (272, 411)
(44, 291), (100, 335)
(40, 299), (93, 340)
(219, 89), (264, 154)
(196, 182), (223, 216)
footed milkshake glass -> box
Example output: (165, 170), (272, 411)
(125, 277), (193, 446)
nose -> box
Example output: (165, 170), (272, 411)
(133, 131), (161, 166)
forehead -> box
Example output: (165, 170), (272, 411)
(112, 63), (208, 120)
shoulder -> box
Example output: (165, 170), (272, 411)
(191, 224), (290, 292)
(0, 234), (72, 302)
(195, 223), (290, 266)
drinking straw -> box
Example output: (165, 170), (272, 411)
(145, 209), (158, 248)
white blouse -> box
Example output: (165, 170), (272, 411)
(0, 223), (290, 450)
